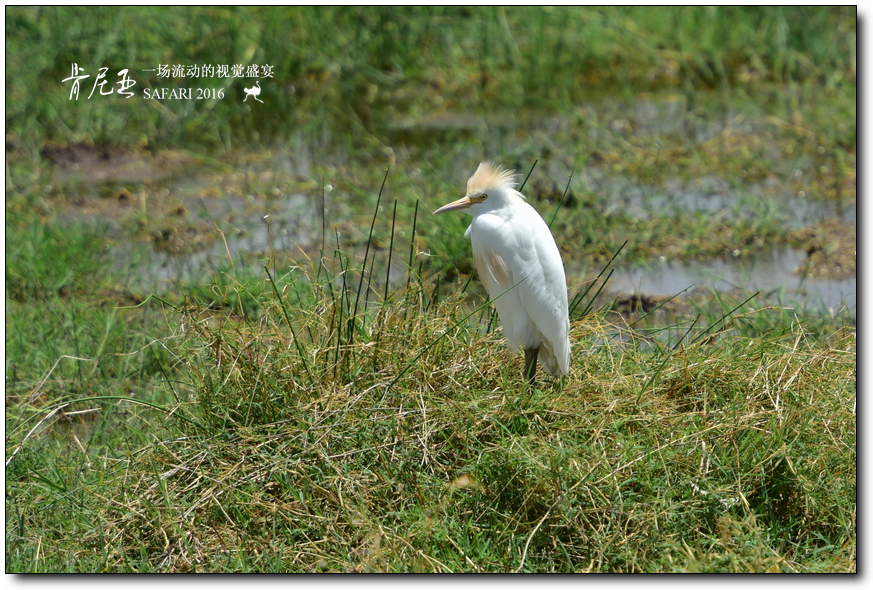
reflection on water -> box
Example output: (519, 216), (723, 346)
(603, 246), (855, 318)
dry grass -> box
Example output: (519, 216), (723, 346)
(9, 260), (852, 572)
(5, 173), (856, 573)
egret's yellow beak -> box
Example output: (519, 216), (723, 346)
(433, 195), (473, 214)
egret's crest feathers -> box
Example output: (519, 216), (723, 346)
(467, 161), (518, 196)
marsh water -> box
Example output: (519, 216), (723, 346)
(51, 95), (856, 321)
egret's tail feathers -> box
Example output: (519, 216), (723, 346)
(539, 341), (570, 377)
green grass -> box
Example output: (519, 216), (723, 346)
(5, 202), (856, 572)
(5, 7), (855, 155)
(6, 213), (112, 302)
(5, 6), (855, 573)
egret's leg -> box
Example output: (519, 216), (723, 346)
(524, 347), (539, 385)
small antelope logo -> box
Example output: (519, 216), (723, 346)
(243, 80), (263, 103)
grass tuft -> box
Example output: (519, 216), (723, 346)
(7, 204), (854, 571)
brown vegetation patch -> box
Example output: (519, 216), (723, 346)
(788, 220), (855, 279)
(42, 143), (194, 184)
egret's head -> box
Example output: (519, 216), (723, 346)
(433, 161), (520, 215)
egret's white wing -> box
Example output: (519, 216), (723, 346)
(509, 207), (570, 375)
(468, 203), (570, 375)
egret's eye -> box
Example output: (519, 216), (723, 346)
(476, 193), (488, 202)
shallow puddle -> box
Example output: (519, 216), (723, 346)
(600, 246), (855, 318)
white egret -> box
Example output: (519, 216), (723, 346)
(434, 161), (570, 384)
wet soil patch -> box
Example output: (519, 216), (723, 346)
(788, 220), (855, 280)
